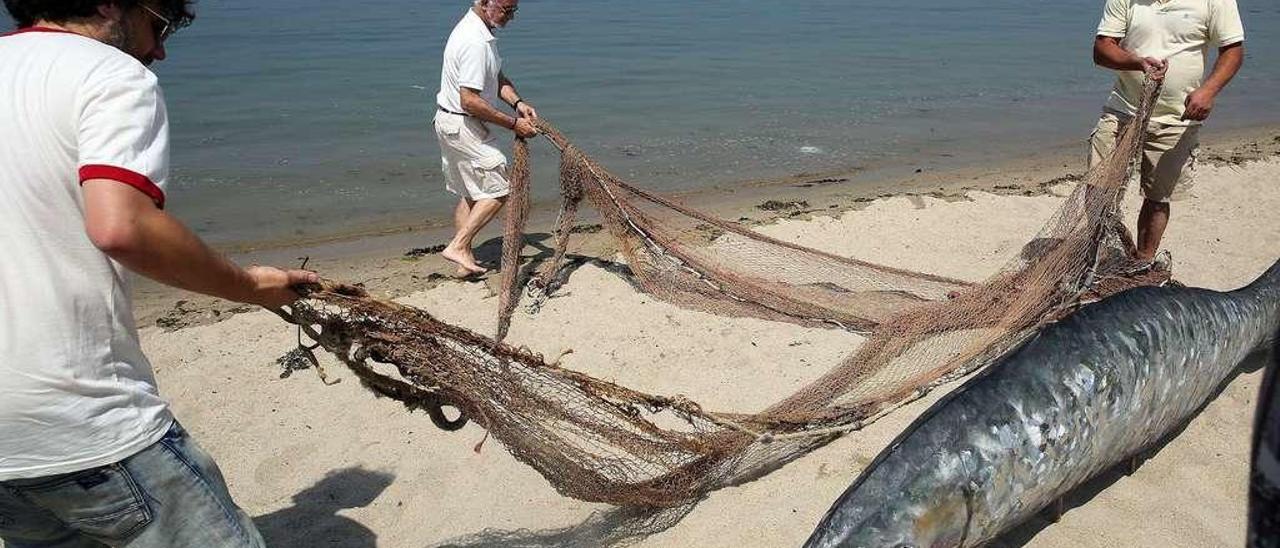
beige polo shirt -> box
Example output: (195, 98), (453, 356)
(1097, 0), (1245, 126)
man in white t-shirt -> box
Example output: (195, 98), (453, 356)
(1088, 0), (1245, 263)
(434, 0), (539, 278)
(0, 1), (315, 546)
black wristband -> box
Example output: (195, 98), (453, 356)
(512, 99), (524, 110)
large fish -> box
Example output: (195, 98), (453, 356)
(806, 259), (1280, 548)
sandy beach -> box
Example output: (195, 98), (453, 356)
(125, 129), (1280, 547)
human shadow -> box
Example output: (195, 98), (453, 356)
(472, 233), (555, 268)
(533, 253), (637, 290)
(474, 232), (638, 294)
(990, 345), (1274, 547)
(255, 467), (395, 548)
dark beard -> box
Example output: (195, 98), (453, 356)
(102, 16), (133, 57)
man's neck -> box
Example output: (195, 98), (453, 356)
(471, 6), (496, 31)
(33, 18), (110, 41)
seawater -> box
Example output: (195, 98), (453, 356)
(19, 0), (1280, 246)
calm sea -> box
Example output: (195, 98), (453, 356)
(13, 1), (1280, 246)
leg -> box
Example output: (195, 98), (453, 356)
(439, 117), (511, 276)
(1086, 113), (1123, 173)
(0, 423), (262, 548)
(442, 197), (507, 275)
(120, 422), (264, 547)
(1083, 112), (1128, 226)
(447, 197), (475, 277)
(0, 482), (106, 548)
(1135, 123), (1199, 262)
(453, 197), (474, 234)
(1135, 199), (1170, 262)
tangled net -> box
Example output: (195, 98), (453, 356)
(278, 78), (1168, 511)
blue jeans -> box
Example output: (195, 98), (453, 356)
(0, 422), (264, 548)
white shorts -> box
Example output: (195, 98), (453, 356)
(434, 111), (510, 200)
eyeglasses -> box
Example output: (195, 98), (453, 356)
(139, 4), (175, 42)
(497, 4), (518, 15)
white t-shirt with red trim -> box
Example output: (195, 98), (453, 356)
(0, 28), (173, 480)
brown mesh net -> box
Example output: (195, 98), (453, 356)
(278, 78), (1168, 514)
(514, 129), (973, 337)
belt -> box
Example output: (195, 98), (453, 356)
(438, 105), (470, 117)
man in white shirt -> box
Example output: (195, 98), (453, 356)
(1088, 0), (1245, 263)
(0, 1), (314, 546)
(435, 0), (539, 278)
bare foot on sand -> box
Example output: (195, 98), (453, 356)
(452, 265), (487, 280)
(442, 245), (486, 277)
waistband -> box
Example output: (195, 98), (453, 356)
(438, 105), (470, 117)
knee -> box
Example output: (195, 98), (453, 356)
(476, 196), (507, 209)
(1141, 199), (1170, 214)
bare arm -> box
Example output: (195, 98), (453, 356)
(460, 85), (516, 129)
(82, 180), (316, 308)
(1093, 35), (1167, 78)
(459, 86), (537, 137)
(498, 71), (538, 119)
(1184, 43), (1244, 121)
(497, 72), (520, 109)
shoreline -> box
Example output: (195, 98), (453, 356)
(181, 114), (1280, 256)
(131, 123), (1280, 330)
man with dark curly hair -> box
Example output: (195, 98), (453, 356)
(0, 2), (313, 546)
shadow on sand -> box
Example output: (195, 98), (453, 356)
(472, 233), (637, 292)
(255, 467), (395, 548)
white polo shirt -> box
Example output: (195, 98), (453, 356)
(436, 8), (502, 114)
(1097, 0), (1245, 126)
(0, 28), (173, 481)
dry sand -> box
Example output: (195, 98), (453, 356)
(129, 135), (1280, 547)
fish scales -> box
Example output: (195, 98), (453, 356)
(807, 259), (1280, 547)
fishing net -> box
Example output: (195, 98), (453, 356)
(278, 78), (1168, 511)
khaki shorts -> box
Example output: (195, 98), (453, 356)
(434, 111), (510, 200)
(1087, 111), (1199, 203)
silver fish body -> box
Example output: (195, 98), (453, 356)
(806, 259), (1280, 548)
